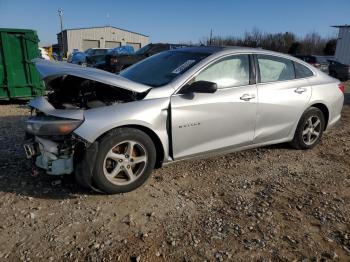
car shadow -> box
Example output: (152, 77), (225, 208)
(262, 143), (293, 150)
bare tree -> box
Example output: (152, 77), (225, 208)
(201, 29), (332, 55)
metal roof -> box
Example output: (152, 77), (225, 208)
(57, 26), (148, 37)
(0, 28), (37, 33)
(331, 24), (350, 28)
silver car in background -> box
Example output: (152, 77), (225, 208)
(24, 47), (344, 194)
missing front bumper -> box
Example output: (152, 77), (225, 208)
(23, 135), (98, 189)
(35, 154), (73, 175)
(24, 136), (74, 175)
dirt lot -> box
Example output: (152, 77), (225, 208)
(0, 83), (349, 262)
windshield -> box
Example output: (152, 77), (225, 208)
(84, 49), (92, 55)
(120, 51), (210, 87)
(93, 49), (108, 55)
(134, 44), (152, 55)
(108, 45), (134, 56)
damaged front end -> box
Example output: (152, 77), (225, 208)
(24, 59), (151, 186)
(24, 114), (96, 188)
(24, 112), (84, 176)
(24, 111), (91, 192)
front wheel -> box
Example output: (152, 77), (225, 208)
(91, 128), (156, 194)
(290, 107), (325, 150)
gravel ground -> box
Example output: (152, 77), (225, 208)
(0, 82), (349, 261)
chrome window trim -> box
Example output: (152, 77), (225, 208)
(172, 51), (317, 95)
(255, 54), (316, 85)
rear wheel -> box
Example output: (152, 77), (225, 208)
(92, 128), (156, 194)
(290, 107), (325, 150)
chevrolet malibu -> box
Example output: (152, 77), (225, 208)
(24, 47), (344, 194)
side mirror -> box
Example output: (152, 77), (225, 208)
(184, 81), (217, 94)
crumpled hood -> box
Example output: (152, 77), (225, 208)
(33, 58), (151, 93)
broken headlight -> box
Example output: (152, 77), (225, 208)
(25, 116), (83, 136)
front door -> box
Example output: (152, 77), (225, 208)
(170, 54), (257, 159)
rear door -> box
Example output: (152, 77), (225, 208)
(171, 54), (257, 159)
(254, 54), (312, 143)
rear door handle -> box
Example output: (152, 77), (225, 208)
(294, 87), (307, 94)
(240, 94), (255, 101)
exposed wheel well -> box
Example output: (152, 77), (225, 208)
(97, 125), (165, 169)
(310, 103), (329, 130)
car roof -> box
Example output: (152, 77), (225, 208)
(170, 46), (311, 65)
(171, 46), (269, 54)
(151, 45), (316, 71)
(88, 48), (109, 50)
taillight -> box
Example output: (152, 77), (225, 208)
(110, 58), (117, 64)
(338, 83), (345, 93)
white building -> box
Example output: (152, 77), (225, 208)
(333, 25), (350, 64)
(57, 26), (149, 55)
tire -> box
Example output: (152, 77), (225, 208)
(290, 107), (325, 150)
(75, 164), (91, 189)
(91, 128), (156, 194)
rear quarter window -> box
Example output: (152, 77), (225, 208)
(294, 62), (314, 78)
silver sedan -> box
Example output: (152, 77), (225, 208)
(24, 47), (344, 194)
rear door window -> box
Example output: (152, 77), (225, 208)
(257, 55), (295, 83)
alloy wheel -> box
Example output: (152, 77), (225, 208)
(103, 140), (148, 186)
(302, 115), (322, 145)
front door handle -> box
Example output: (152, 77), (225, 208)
(295, 87), (307, 94)
(240, 94), (255, 101)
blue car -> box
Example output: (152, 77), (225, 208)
(68, 48), (109, 66)
(67, 51), (88, 65)
(90, 45), (135, 69)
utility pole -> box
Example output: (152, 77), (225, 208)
(106, 13), (110, 26)
(58, 9), (64, 59)
(209, 29), (213, 46)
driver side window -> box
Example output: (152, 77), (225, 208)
(194, 55), (250, 89)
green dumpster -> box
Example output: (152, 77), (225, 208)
(0, 28), (45, 100)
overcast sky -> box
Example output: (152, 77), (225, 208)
(0, 0), (348, 46)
